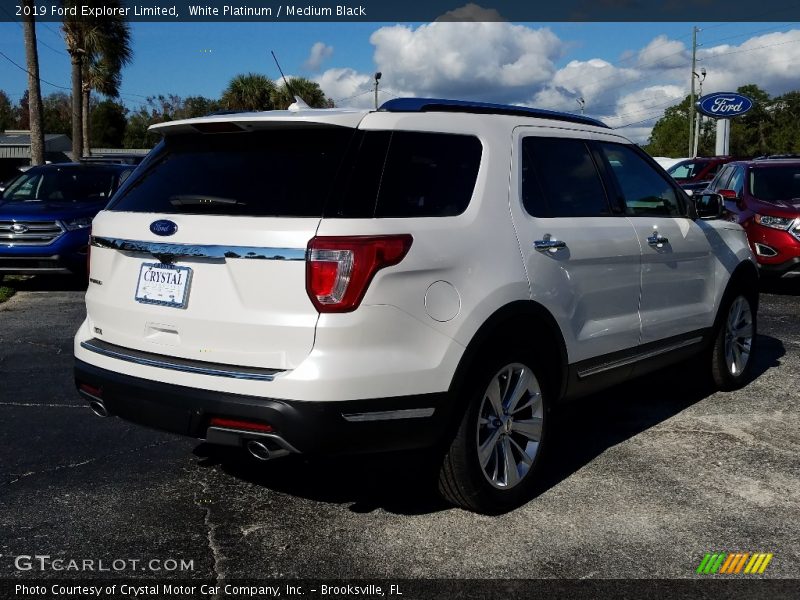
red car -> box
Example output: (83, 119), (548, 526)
(705, 158), (800, 278)
(667, 156), (737, 194)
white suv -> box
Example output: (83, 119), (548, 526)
(74, 98), (758, 513)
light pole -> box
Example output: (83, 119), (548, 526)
(576, 97), (585, 115)
(373, 72), (382, 109)
(692, 67), (706, 157)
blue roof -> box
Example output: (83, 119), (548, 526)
(379, 98), (609, 129)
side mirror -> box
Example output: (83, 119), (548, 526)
(695, 193), (723, 219)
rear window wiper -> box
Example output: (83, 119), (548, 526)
(169, 195), (245, 207)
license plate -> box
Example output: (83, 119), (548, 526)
(135, 263), (192, 309)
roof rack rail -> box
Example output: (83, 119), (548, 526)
(378, 98), (609, 129)
(754, 153), (800, 160)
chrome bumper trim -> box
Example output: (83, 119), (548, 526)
(342, 408), (436, 422)
(90, 236), (306, 261)
(80, 338), (283, 382)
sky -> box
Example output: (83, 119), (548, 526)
(1, 3), (800, 143)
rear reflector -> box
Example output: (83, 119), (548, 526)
(306, 235), (413, 313)
(209, 417), (274, 433)
(79, 383), (102, 398)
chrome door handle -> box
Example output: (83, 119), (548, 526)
(534, 239), (567, 252)
(647, 233), (669, 246)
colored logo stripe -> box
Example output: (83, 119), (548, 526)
(698, 552), (773, 574)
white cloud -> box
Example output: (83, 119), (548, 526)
(303, 42), (333, 72)
(368, 22), (563, 102)
(313, 24), (800, 144)
(637, 35), (688, 70)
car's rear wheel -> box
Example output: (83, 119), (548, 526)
(711, 291), (757, 390)
(438, 355), (549, 513)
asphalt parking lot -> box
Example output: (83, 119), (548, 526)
(0, 277), (798, 583)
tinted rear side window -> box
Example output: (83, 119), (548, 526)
(521, 137), (611, 217)
(108, 128), (354, 217)
(325, 131), (482, 218)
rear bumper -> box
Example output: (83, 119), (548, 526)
(74, 359), (451, 455)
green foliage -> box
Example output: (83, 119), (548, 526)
(0, 90), (13, 131)
(645, 84), (800, 159)
(122, 94), (221, 148)
(221, 73), (277, 111)
(41, 93), (72, 136)
(273, 77), (332, 109)
(91, 100), (127, 147)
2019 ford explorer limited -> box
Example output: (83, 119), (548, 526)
(73, 99), (759, 513)
(702, 158), (800, 278)
(0, 163), (133, 280)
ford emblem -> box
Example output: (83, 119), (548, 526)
(697, 92), (754, 118)
(150, 220), (178, 236)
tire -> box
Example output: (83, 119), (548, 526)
(438, 354), (549, 513)
(710, 290), (757, 391)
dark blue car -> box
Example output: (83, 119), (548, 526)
(0, 163), (133, 280)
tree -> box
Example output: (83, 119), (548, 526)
(63, 0), (132, 158)
(81, 12), (132, 156)
(729, 84), (772, 158)
(42, 92), (72, 136)
(16, 91), (30, 129)
(90, 100), (127, 148)
(644, 96), (714, 157)
(770, 91), (800, 154)
(221, 73), (276, 111)
(0, 91), (14, 131)
(21, 0), (45, 165)
(272, 77), (331, 109)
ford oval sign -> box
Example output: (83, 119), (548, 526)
(150, 220), (178, 236)
(697, 92), (753, 118)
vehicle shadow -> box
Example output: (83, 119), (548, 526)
(3, 274), (86, 292)
(193, 334), (785, 517)
(760, 278), (799, 296)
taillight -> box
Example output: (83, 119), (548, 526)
(306, 235), (413, 313)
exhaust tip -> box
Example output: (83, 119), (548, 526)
(88, 399), (109, 418)
(246, 440), (272, 461)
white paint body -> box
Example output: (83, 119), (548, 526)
(74, 107), (755, 402)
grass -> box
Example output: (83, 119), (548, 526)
(0, 285), (15, 304)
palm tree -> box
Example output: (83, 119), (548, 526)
(21, 0), (44, 165)
(221, 73), (277, 112)
(63, 0), (131, 158)
(81, 15), (131, 155)
(272, 77), (331, 109)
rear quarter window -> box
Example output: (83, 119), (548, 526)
(326, 131), (482, 218)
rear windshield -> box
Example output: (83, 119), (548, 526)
(749, 165), (800, 202)
(667, 160), (709, 180)
(2, 166), (123, 203)
(108, 128), (355, 217)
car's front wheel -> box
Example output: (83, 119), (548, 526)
(438, 355), (549, 513)
(710, 291), (757, 391)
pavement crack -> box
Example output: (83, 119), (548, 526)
(1, 440), (173, 487)
(193, 470), (227, 592)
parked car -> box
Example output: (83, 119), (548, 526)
(652, 156), (688, 171)
(73, 98), (758, 513)
(667, 156), (737, 195)
(0, 163), (133, 281)
(700, 157), (800, 278)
